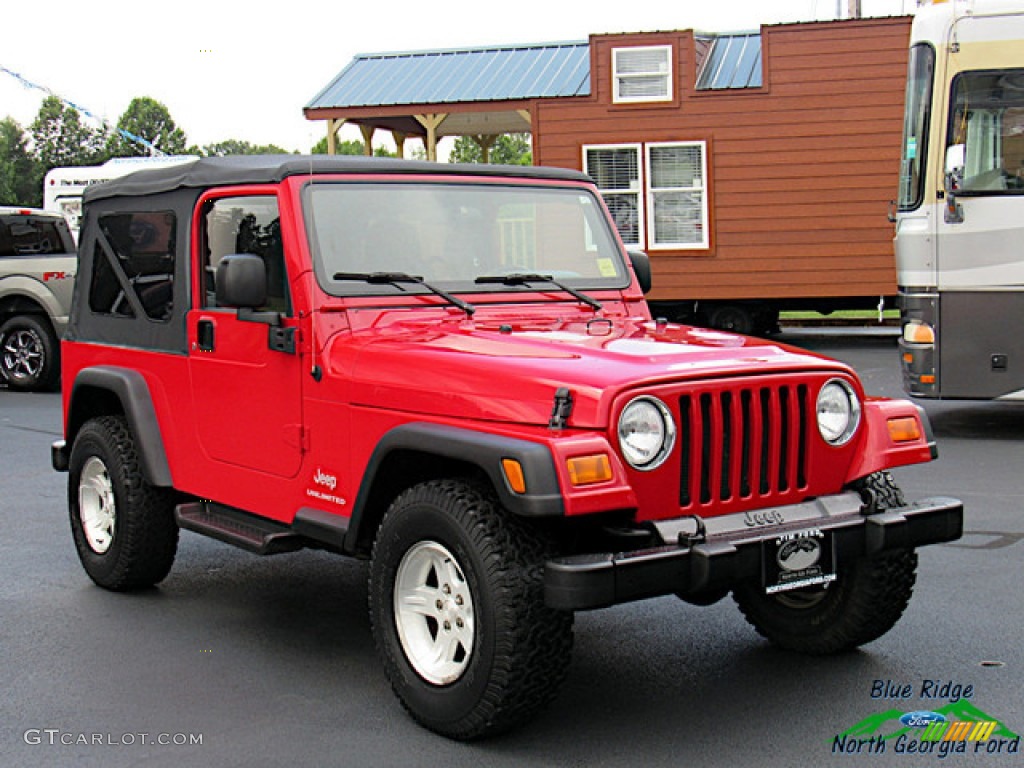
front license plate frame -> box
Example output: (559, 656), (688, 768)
(763, 528), (837, 595)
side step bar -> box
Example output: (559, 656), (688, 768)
(175, 502), (307, 555)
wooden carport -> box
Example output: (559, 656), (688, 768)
(303, 42), (591, 161)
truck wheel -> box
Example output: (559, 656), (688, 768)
(732, 471), (918, 654)
(369, 478), (573, 740)
(68, 415), (179, 591)
(0, 315), (59, 392)
(707, 305), (755, 335)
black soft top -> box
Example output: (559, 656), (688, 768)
(83, 154), (592, 202)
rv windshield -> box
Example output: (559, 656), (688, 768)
(304, 181), (629, 297)
(948, 69), (1024, 194)
(898, 44), (935, 210)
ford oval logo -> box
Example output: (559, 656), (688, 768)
(900, 711), (947, 728)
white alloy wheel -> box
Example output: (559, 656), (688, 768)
(394, 540), (475, 685)
(78, 456), (116, 554)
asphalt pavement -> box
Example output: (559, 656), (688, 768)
(1, 333), (1022, 768)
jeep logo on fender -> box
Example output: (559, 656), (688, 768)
(743, 509), (785, 527)
(313, 467), (337, 491)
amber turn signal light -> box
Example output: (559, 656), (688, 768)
(566, 454), (613, 486)
(501, 459), (527, 494)
(887, 416), (922, 443)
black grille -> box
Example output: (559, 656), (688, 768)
(679, 383), (809, 509)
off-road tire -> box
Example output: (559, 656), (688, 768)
(732, 471), (918, 654)
(68, 415), (179, 590)
(0, 315), (59, 392)
(369, 478), (573, 740)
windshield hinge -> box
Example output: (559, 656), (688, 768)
(549, 387), (574, 430)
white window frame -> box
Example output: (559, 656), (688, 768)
(645, 141), (709, 250)
(612, 45), (673, 104)
(583, 143), (645, 249)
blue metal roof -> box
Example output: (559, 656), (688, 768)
(696, 33), (763, 90)
(306, 41), (591, 109)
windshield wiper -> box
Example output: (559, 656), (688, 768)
(474, 273), (602, 311)
(333, 271), (475, 316)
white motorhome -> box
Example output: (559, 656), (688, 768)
(896, 0), (1024, 399)
(43, 156), (195, 239)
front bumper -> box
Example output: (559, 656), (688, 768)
(52, 439), (68, 472)
(544, 492), (963, 610)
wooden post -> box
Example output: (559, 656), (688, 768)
(359, 124), (376, 156)
(393, 131), (407, 159)
(414, 113), (448, 162)
(326, 118), (346, 155)
(473, 135), (498, 164)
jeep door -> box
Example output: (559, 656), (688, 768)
(187, 192), (304, 479)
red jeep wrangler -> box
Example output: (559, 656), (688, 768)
(52, 156), (962, 739)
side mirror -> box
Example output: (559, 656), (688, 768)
(627, 250), (652, 294)
(944, 144), (965, 224)
(216, 254), (266, 309)
(944, 144), (965, 193)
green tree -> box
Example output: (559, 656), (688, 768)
(29, 95), (105, 170)
(0, 118), (42, 206)
(106, 97), (187, 157)
(310, 136), (397, 157)
(449, 133), (531, 165)
(194, 139), (293, 157)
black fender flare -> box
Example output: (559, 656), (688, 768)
(65, 366), (173, 487)
(344, 423), (564, 554)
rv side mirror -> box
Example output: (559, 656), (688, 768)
(216, 253), (267, 309)
(944, 144), (966, 223)
(945, 144), (965, 192)
(628, 250), (652, 294)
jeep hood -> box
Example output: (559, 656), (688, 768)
(329, 315), (850, 429)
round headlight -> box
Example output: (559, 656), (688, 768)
(816, 379), (861, 445)
(618, 396), (676, 470)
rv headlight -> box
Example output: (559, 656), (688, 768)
(816, 379), (861, 446)
(618, 396), (676, 470)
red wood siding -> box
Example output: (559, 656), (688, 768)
(534, 17), (912, 303)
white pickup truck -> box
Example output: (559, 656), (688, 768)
(0, 207), (76, 391)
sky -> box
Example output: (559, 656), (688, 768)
(2, 0), (914, 155)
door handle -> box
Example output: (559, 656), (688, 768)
(197, 319), (215, 352)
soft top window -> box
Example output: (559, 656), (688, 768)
(88, 211), (177, 322)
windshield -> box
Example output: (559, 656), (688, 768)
(303, 181), (629, 296)
(898, 43), (935, 211)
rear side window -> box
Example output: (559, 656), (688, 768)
(0, 214), (74, 257)
(88, 211), (177, 321)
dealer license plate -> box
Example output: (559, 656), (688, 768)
(763, 529), (837, 594)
